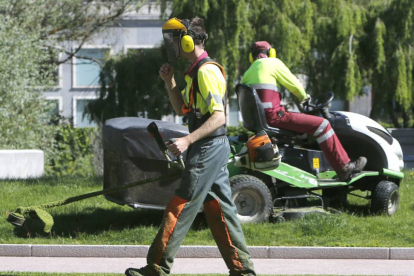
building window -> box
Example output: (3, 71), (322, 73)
(73, 96), (98, 128)
(73, 48), (109, 88)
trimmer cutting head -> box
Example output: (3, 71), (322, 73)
(7, 212), (26, 227)
(7, 207), (54, 233)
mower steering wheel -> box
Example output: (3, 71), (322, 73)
(302, 92), (334, 114)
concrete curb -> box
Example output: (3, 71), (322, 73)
(1, 244), (414, 259)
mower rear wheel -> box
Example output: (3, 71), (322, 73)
(371, 181), (399, 215)
(230, 174), (273, 224)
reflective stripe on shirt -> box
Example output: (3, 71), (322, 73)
(206, 91), (222, 109)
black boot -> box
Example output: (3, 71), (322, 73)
(336, 157), (367, 181)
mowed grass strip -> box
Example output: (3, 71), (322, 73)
(1, 172), (413, 246)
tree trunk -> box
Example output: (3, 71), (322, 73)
(402, 109), (409, 128)
(369, 83), (379, 120)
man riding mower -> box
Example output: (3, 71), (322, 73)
(226, 41), (404, 223)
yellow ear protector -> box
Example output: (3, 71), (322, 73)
(249, 47), (276, 63)
(180, 19), (208, 53)
(180, 19), (195, 53)
(181, 34), (195, 53)
(269, 47), (276, 58)
(248, 53), (254, 64)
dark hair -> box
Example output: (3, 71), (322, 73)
(189, 17), (208, 47)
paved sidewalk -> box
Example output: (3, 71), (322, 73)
(1, 257), (414, 275)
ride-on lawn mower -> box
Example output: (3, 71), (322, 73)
(229, 84), (404, 223)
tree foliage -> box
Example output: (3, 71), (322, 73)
(0, 1), (56, 151)
(308, 0), (366, 100)
(87, 49), (174, 123)
(363, 0), (414, 127)
(50, 124), (98, 176)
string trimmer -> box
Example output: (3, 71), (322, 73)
(6, 122), (184, 233)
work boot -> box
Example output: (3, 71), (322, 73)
(336, 157), (367, 181)
(125, 265), (163, 276)
(125, 267), (149, 276)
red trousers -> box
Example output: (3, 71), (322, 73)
(266, 107), (350, 171)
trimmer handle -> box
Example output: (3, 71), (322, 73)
(146, 122), (185, 170)
(168, 138), (185, 170)
(147, 122), (168, 152)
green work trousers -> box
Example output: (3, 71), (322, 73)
(144, 136), (256, 276)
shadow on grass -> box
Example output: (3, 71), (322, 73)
(340, 203), (373, 217)
(13, 207), (209, 238)
(306, 197), (373, 217)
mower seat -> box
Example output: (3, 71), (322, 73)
(235, 83), (299, 141)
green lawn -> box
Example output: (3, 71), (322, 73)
(1, 171), (414, 247)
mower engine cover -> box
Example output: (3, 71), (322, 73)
(234, 130), (281, 171)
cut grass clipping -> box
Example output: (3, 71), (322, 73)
(1, 171), (413, 247)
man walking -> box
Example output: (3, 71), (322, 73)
(125, 17), (256, 276)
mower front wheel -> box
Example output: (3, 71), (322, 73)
(230, 174), (273, 224)
(371, 181), (399, 215)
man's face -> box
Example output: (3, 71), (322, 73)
(163, 30), (182, 61)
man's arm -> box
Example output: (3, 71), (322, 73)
(167, 111), (225, 157)
(273, 59), (307, 102)
(165, 78), (184, 116)
(159, 63), (184, 116)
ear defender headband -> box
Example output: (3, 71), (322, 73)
(249, 47), (276, 63)
(180, 19), (208, 53)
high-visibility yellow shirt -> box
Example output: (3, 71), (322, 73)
(241, 58), (306, 101)
(181, 63), (226, 115)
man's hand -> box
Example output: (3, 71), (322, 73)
(159, 63), (174, 84)
(167, 136), (191, 157)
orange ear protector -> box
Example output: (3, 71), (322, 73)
(249, 47), (276, 63)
